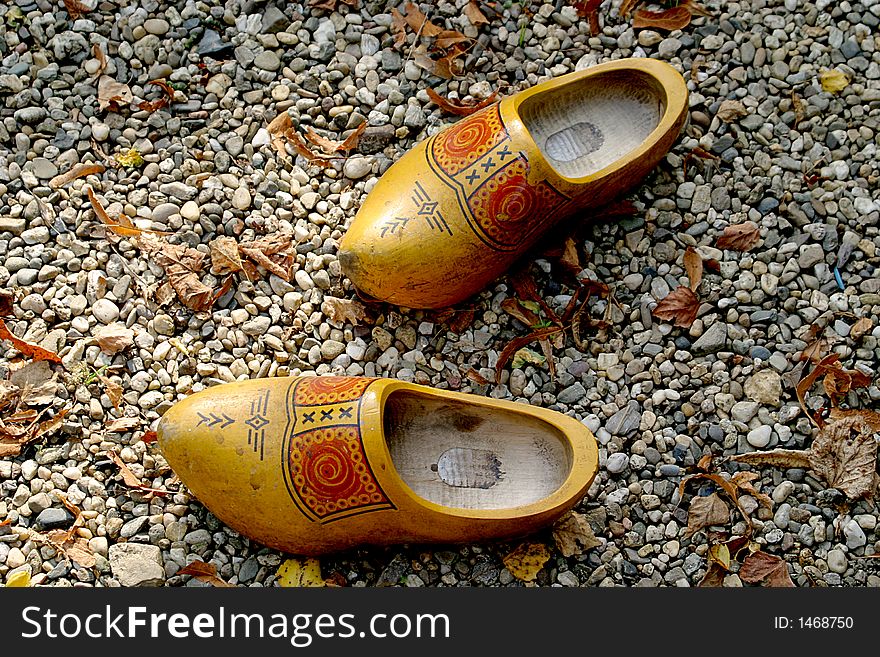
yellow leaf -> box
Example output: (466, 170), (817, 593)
(708, 543), (730, 570)
(276, 557), (325, 587)
(820, 69), (850, 94)
(5, 570), (31, 587)
(502, 542), (551, 583)
(552, 512), (601, 558)
(117, 148), (144, 168)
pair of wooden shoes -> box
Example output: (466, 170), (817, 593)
(159, 60), (688, 556)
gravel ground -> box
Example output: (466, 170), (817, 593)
(1, 0), (880, 588)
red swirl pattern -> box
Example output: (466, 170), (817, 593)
(432, 104), (506, 176)
(288, 427), (390, 520)
(294, 376), (375, 406)
(468, 159), (566, 248)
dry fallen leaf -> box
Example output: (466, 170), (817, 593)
(683, 246), (703, 292)
(401, 0), (444, 37)
(850, 317), (873, 341)
(0, 407), (68, 459)
(238, 232), (297, 281)
(96, 373), (123, 412)
(809, 413), (877, 500)
(390, 8), (409, 47)
(730, 410), (880, 500)
(286, 130), (335, 168)
(11, 360), (58, 407)
(137, 78), (175, 113)
(49, 163), (105, 189)
(107, 450), (168, 496)
(820, 69), (850, 94)
(209, 236), (244, 275)
(708, 542), (731, 570)
(552, 512), (601, 558)
(632, 6), (692, 30)
(511, 347), (546, 369)
(739, 551), (794, 587)
(685, 492), (730, 537)
(139, 234), (216, 311)
(0, 319), (62, 363)
(0, 289), (13, 317)
(716, 99), (748, 123)
(495, 327), (564, 383)
(304, 122), (367, 155)
(652, 286), (700, 328)
(3, 570), (31, 588)
(426, 88), (498, 116)
(97, 75), (133, 112)
(464, 0), (489, 26)
(105, 417), (140, 433)
(276, 557), (326, 587)
(86, 185), (156, 238)
(94, 323), (134, 355)
(716, 221), (761, 251)
(502, 542), (551, 583)
(91, 43), (108, 78)
(63, 0), (89, 20)
(177, 560), (235, 587)
(729, 449), (812, 470)
(698, 562), (727, 587)
(321, 297), (368, 326)
(500, 297), (542, 328)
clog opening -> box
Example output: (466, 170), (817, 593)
(519, 69), (666, 179)
(383, 391), (573, 510)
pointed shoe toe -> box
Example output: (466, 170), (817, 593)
(339, 57), (688, 309)
(158, 376), (599, 555)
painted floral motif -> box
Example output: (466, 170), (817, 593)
(467, 157), (566, 250)
(431, 104), (507, 177)
(427, 104), (569, 252)
(283, 377), (393, 523)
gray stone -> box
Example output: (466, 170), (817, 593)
(606, 452), (629, 474)
(798, 244), (825, 269)
(254, 50), (281, 71)
(262, 7), (289, 33)
(606, 402), (641, 436)
(120, 516), (150, 538)
(843, 518), (866, 549)
(109, 544), (166, 586)
(35, 507), (74, 531)
(143, 18), (170, 35)
(691, 321), (727, 355)
(558, 382), (586, 404)
(746, 425), (772, 448)
(827, 548), (847, 574)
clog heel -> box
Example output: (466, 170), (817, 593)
(338, 57), (688, 309)
(157, 376), (598, 555)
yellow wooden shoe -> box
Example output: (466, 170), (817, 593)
(338, 57), (688, 308)
(157, 376), (598, 555)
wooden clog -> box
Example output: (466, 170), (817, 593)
(338, 58), (688, 308)
(157, 376), (598, 555)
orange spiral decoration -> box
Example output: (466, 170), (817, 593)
(303, 441), (360, 501)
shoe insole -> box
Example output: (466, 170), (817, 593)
(384, 391), (572, 510)
(520, 70), (665, 179)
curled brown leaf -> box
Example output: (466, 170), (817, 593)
(426, 88), (498, 116)
(632, 5), (692, 30)
(651, 286), (700, 328)
(716, 221), (761, 252)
